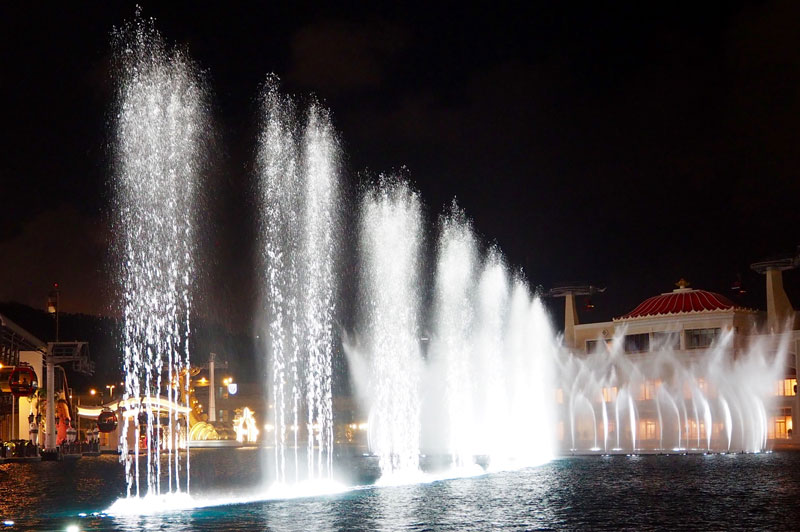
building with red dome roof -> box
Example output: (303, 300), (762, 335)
(618, 284), (746, 320)
(552, 263), (800, 450)
(568, 278), (761, 355)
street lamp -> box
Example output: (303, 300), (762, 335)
(106, 384), (115, 400)
(47, 282), (60, 341)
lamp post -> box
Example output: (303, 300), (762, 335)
(106, 384), (115, 401)
(47, 283), (60, 342)
(196, 353), (227, 423)
(209, 352), (216, 422)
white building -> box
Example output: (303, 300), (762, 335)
(554, 260), (799, 451)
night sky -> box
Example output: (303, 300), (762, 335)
(2, 2), (799, 334)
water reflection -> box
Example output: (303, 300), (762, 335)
(3, 451), (800, 530)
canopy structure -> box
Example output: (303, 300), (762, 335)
(76, 396), (191, 418)
(0, 313), (45, 367)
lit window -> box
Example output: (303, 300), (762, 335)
(685, 419), (707, 441)
(639, 380), (661, 400)
(602, 386), (618, 403)
(639, 419), (657, 440)
(775, 378), (797, 397)
(555, 388), (564, 404)
(769, 407), (793, 439)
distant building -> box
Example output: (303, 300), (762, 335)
(0, 313), (45, 441)
(554, 262), (799, 450)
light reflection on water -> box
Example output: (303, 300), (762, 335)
(2, 449), (800, 530)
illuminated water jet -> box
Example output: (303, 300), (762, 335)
(112, 16), (208, 498)
(558, 330), (787, 453)
(257, 79), (340, 484)
(358, 175), (424, 476)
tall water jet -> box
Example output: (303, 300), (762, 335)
(472, 249), (510, 456)
(359, 176), (424, 477)
(257, 81), (302, 484)
(525, 296), (559, 462)
(257, 80), (340, 484)
(424, 204), (556, 469)
(502, 284), (557, 464)
(430, 203), (478, 466)
(112, 18), (208, 497)
(301, 102), (339, 479)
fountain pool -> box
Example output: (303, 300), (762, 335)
(5, 449), (800, 530)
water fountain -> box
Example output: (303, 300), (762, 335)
(429, 242), (556, 469)
(426, 206), (557, 470)
(111, 17), (209, 498)
(100, 17), (794, 526)
(357, 176), (425, 478)
(256, 79), (340, 485)
(349, 192), (558, 479)
(429, 203), (479, 467)
(557, 329), (788, 453)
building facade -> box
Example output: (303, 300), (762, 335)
(0, 313), (45, 442)
(555, 271), (799, 452)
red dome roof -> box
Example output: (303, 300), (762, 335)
(617, 288), (743, 320)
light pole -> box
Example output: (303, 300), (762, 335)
(41, 342), (92, 460)
(106, 384), (115, 401)
(209, 352), (215, 422)
(47, 283), (60, 342)
(196, 353), (227, 423)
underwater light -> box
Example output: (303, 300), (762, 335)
(66, 525), (79, 532)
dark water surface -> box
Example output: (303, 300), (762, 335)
(1, 449), (799, 531)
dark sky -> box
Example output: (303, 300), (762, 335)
(1, 2), (799, 332)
